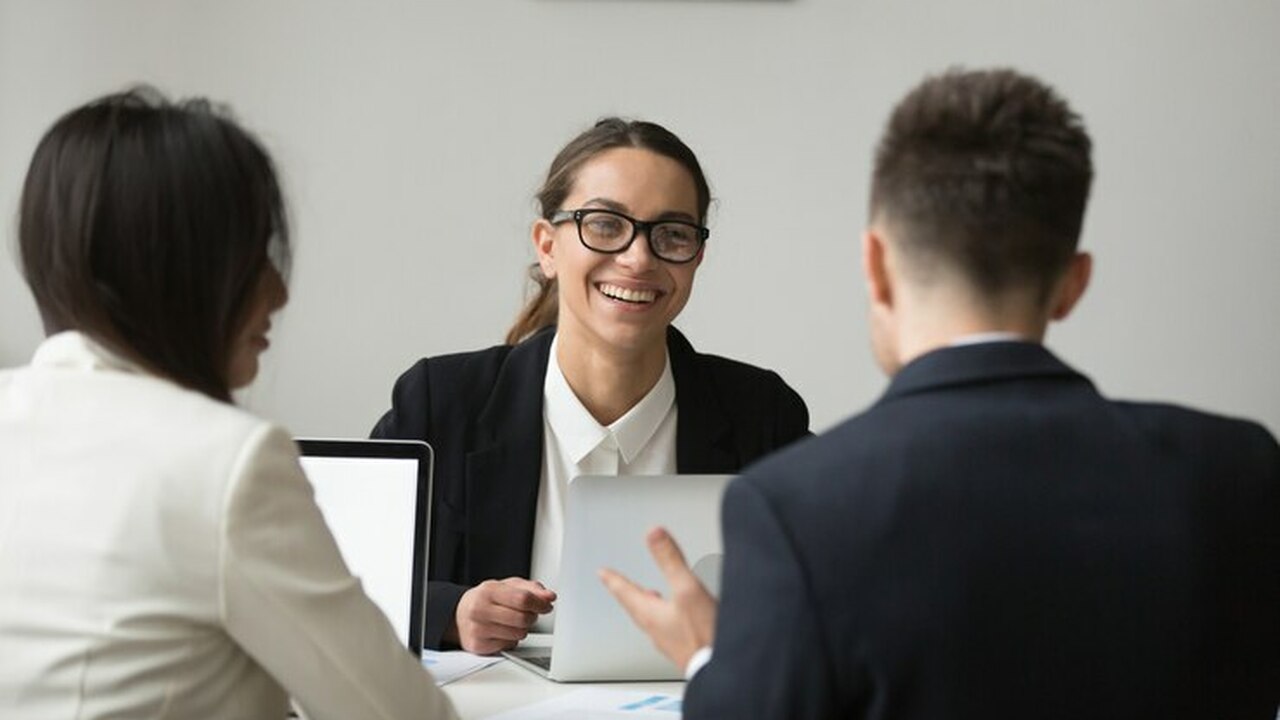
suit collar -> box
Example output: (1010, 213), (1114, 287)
(475, 326), (554, 442)
(466, 326), (554, 581)
(668, 326), (737, 472)
(881, 341), (1091, 403)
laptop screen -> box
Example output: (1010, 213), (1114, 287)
(296, 439), (431, 655)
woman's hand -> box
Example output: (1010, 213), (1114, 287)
(449, 578), (556, 655)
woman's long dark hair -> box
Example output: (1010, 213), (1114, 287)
(505, 118), (712, 345)
(18, 87), (290, 402)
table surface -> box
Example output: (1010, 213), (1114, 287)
(440, 636), (685, 719)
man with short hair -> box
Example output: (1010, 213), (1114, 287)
(602, 68), (1280, 719)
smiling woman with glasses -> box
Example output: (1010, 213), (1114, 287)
(371, 118), (810, 655)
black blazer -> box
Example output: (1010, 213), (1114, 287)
(684, 342), (1280, 719)
(372, 325), (809, 649)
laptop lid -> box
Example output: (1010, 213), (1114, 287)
(516, 474), (731, 682)
(296, 438), (431, 656)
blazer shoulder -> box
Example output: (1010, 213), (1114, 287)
(110, 370), (272, 452)
(1113, 399), (1280, 461)
(420, 344), (515, 388)
(373, 343), (515, 439)
(680, 347), (811, 447)
(53, 370), (277, 503)
(687, 350), (802, 401)
(706, 349), (806, 405)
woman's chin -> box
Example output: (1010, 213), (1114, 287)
(227, 356), (260, 390)
(591, 319), (672, 355)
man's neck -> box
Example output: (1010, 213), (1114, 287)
(894, 306), (1047, 369)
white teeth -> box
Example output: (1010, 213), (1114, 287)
(599, 283), (658, 304)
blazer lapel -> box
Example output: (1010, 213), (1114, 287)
(668, 326), (739, 473)
(464, 327), (554, 582)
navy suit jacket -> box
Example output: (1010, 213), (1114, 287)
(685, 342), (1280, 719)
(372, 325), (809, 649)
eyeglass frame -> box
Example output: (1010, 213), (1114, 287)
(548, 208), (710, 264)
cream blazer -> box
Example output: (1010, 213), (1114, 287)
(0, 332), (457, 720)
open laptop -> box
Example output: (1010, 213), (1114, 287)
(296, 438), (432, 656)
(504, 474), (732, 682)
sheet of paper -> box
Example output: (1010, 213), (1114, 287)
(420, 650), (504, 686)
(482, 688), (683, 719)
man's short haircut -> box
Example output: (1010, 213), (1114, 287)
(870, 68), (1093, 302)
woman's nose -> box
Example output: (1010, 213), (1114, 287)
(616, 229), (659, 270)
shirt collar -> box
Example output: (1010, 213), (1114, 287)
(29, 331), (146, 375)
(543, 333), (676, 466)
(948, 331), (1030, 347)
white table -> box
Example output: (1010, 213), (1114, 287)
(440, 636), (685, 719)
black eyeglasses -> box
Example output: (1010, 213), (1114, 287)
(549, 208), (709, 264)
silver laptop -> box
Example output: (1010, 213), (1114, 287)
(296, 438), (432, 656)
(505, 474), (732, 682)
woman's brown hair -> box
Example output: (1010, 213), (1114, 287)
(18, 87), (290, 402)
(505, 118), (712, 345)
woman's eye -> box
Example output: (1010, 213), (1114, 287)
(654, 225), (695, 244)
(586, 218), (625, 237)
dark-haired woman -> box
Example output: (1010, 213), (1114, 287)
(372, 119), (809, 654)
(0, 91), (457, 719)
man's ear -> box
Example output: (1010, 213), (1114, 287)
(863, 228), (894, 310)
(1049, 251), (1092, 321)
(532, 219), (558, 280)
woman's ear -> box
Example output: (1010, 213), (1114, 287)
(532, 219), (558, 280)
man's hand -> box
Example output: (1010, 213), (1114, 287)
(599, 527), (717, 671)
(449, 577), (556, 655)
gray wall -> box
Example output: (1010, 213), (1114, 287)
(2, 0), (1277, 436)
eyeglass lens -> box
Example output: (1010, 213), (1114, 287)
(578, 210), (701, 262)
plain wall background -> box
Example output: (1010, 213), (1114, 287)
(2, 0), (1277, 437)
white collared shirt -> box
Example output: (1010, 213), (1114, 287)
(529, 334), (678, 631)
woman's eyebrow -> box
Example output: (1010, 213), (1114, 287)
(654, 210), (698, 223)
(580, 197), (697, 223)
(580, 197), (628, 212)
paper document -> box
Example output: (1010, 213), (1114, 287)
(482, 688), (683, 719)
(421, 650), (504, 686)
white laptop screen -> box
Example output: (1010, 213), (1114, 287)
(296, 439), (431, 654)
